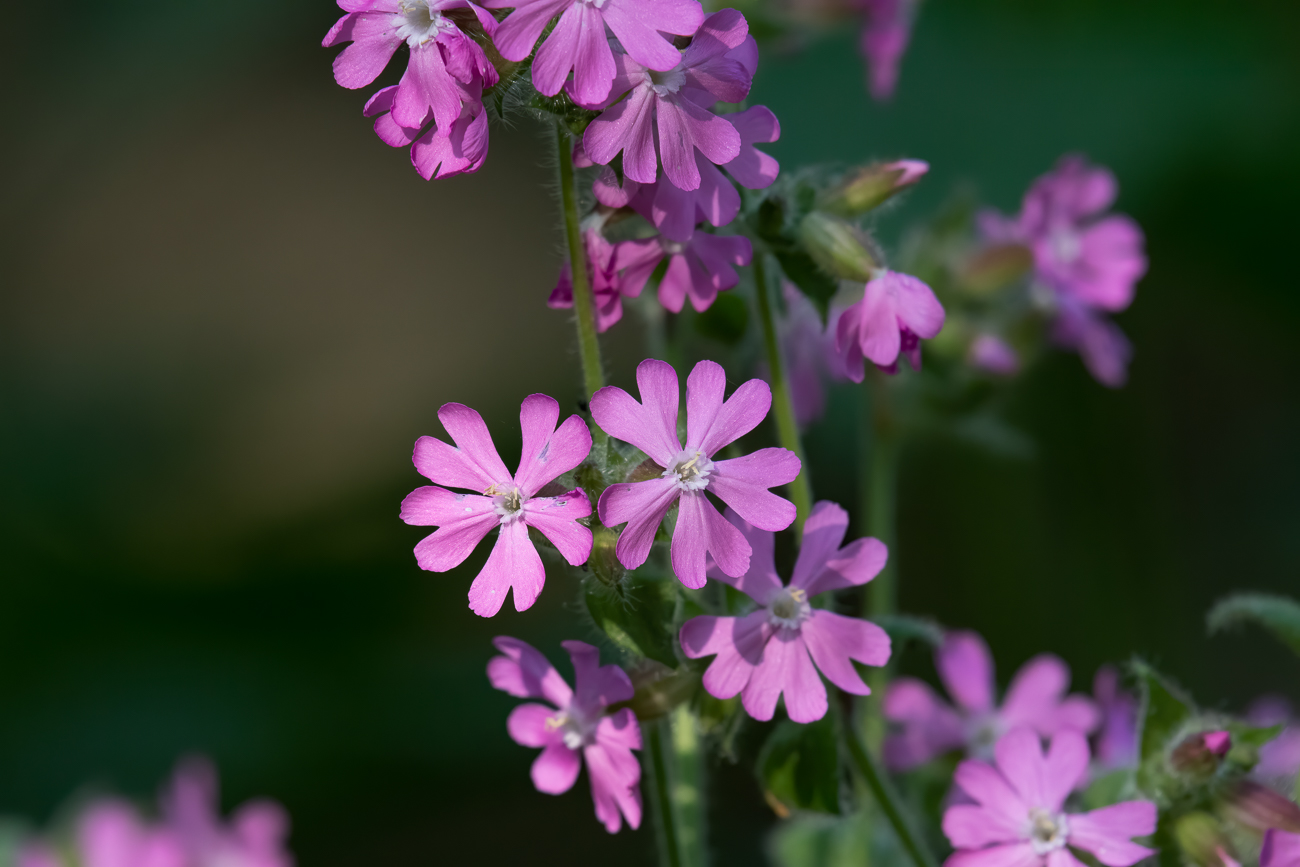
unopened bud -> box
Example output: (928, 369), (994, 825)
(589, 526), (624, 587)
(1173, 812), (1230, 867)
(959, 243), (1034, 294)
(1220, 780), (1300, 833)
(1172, 730), (1233, 776)
(798, 212), (879, 282)
(820, 160), (929, 217)
(625, 667), (700, 720)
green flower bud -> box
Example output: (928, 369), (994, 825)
(1173, 812), (1231, 867)
(820, 160), (929, 217)
(589, 525), (624, 587)
(798, 212), (879, 282)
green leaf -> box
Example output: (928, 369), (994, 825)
(1083, 768), (1132, 811)
(1134, 661), (1197, 762)
(770, 813), (870, 867)
(584, 572), (679, 667)
(1207, 593), (1300, 656)
(694, 291), (749, 345)
(759, 716), (842, 815)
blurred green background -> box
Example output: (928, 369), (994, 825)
(1, 0), (1298, 862)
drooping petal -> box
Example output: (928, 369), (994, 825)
(507, 702), (564, 748)
(468, 520), (545, 616)
(1261, 829), (1300, 867)
(889, 270), (946, 339)
(589, 358), (682, 466)
(584, 740), (643, 833)
(1067, 802), (1158, 867)
(937, 630), (997, 714)
(515, 397), (593, 496)
(706, 508), (784, 606)
(742, 630), (826, 723)
(672, 491), (749, 587)
(585, 87), (660, 183)
(945, 843), (1042, 867)
(709, 448), (800, 532)
(523, 489), (593, 566)
(533, 4), (615, 104)
(599, 478), (680, 571)
(532, 742), (583, 795)
(436, 402), (513, 486)
(410, 97), (490, 180)
(685, 364), (771, 457)
(394, 41), (463, 132)
(801, 610), (891, 695)
(854, 278), (903, 366)
(564, 640), (635, 712)
(488, 636), (574, 707)
(681, 611), (770, 700)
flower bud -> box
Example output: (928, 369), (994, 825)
(798, 212), (879, 282)
(820, 160), (929, 217)
(589, 525), (624, 587)
(1219, 780), (1300, 834)
(1172, 730), (1233, 776)
(958, 243), (1034, 295)
(1173, 812), (1231, 867)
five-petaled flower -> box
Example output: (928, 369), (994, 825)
(592, 358), (801, 588)
(401, 395), (594, 617)
(488, 637), (642, 833)
(680, 502), (892, 723)
(943, 728), (1157, 867)
(884, 629), (1099, 770)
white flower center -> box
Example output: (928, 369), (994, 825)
(660, 238), (688, 255)
(767, 588), (811, 630)
(546, 707), (594, 750)
(663, 449), (714, 492)
(579, 0), (609, 7)
(488, 484), (526, 524)
(965, 713), (1005, 760)
(396, 1), (454, 47)
(1026, 808), (1070, 855)
(1049, 227), (1082, 264)
(648, 63), (687, 97)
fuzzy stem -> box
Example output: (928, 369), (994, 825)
(647, 719), (684, 867)
(753, 253), (813, 534)
(554, 122), (605, 403)
(670, 705), (708, 867)
(840, 704), (939, 867)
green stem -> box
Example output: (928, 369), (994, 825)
(752, 253), (813, 534)
(554, 122), (605, 404)
(840, 705), (939, 867)
(647, 720), (684, 867)
(670, 705), (708, 867)
(859, 374), (899, 753)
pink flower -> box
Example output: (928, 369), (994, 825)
(1247, 696), (1300, 795)
(856, 0), (916, 101)
(943, 728), (1157, 867)
(323, 1), (499, 135)
(883, 630), (1100, 770)
(583, 9), (753, 192)
(401, 395), (594, 617)
(160, 757), (294, 867)
(771, 284), (850, 429)
(1092, 666), (1138, 770)
(680, 502), (892, 723)
(547, 227), (626, 332)
(488, 637), (642, 833)
(835, 270), (946, 380)
(1051, 293), (1133, 388)
(19, 801), (185, 867)
(615, 229), (753, 313)
(591, 358), (801, 588)
(1263, 829), (1300, 867)
(481, 0), (703, 106)
(968, 334), (1021, 377)
(363, 81), (490, 180)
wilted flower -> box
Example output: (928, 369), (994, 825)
(401, 396), (593, 617)
(592, 358), (801, 588)
(835, 270), (946, 379)
(884, 630), (1100, 770)
(943, 728), (1157, 867)
(488, 637), (642, 833)
(680, 502), (891, 723)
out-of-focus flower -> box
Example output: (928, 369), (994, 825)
(967, 334), (1021, 377)
(1052, 293), (1134, 388)
(489, 637), (642, 833)
(772, 284), (849, 429)
(943, 728), (1157, 867)
(583, 10), (752, 192)
(401, 396), (593, 616)
(592, 359), (800, 588)
(680, 501), (891, 723)
(19, 801), (185, 867)
(548, 228), (626, 332)
(1092, 665), (1138, 770)
(1247, 696), (1300, 795)
(614, 230), (753, 313)
(161, 757), (294, 867)
(1263, 829), (1300, 867)
(835, 270), (945, 379)
(855, 0), (917, 101)
(482, 0), (702, 106)
(883, 630), (1100, 770)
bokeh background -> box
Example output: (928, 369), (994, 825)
(2, 0), (1298, 862)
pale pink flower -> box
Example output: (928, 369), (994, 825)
(160, 757), (294, 867)
(1263, 829), (1300, 867)
(680, 502), (891, 723)
(489, 637), (642, 833)
(592, 359), (801, 588)
(856, 0), (916, 101)
(943, 728), (1157, 867)
(401, 396), (594, 617)
(884, 630), (1100, 770)
(835, 270), (945, 380)
(968, 334), (1021, 377)
(19, 801), (185, 867)
(614, 230), (753, 314)
(481, 0), (703, 106)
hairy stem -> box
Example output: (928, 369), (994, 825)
(554, 122), (605, 404)
(647, 719), (684, 867)
(753, 253), (813, 534)
(840, 704), (939, 867)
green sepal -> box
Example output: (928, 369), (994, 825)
(758, 715), (842, 815)
(584, 571), (680, 668)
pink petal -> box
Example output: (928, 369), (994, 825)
(1262, 829), (1300, 867)
(523, 490), (593, 565)
(596, 708), (642, 752)
(601, 0), (702, 71)
(488, 635), (574, 707)
(672, 491), (749, 587)
(888, 271), (946, 338)
(945, 843), (1042, 867)
(799, 536), (888, 598)
(515, 397), (593, 496)
(537, 4), (616, 104)
(682, 8), (750, 63)
(327, 13), (402, 89)
(1045, 849), (1090, 867)
(801, 610), (891, 695)
(943, 804), (1024, 849)
(1041, 729), (1090, 811)
(657, 252), (694, 313)
(706, 508), (784, 605)
(436, 402), (512, 486)
(394, 42), (462, 132)
(589, 358), (682, 466)
(743, 631), (826, 723)
(412, 433), (496, 491)
(564, 640), (635, 710)
(1001, 654), (1076, 731)
(685, 364), (771, 457)
(883, 678), (966, 769)
(405, 489), (498, 570)
(789, 500), (848, 585)
(1068, 802), (1157, 867)
(507, 702), (564, 748)
(709, 448), (801, 532)
(599, 477), (680, 571)
(855, 280), (903, 366)
(584, 741), (643, 833)
(953, 758), (1031, 829)
(468, 520), (545, 616)
(483, 0), (572, 62)
(994, 727), (1050, 810)
(937, 630), (996, 714)
(614, 237), (666, 299)
(657, 99), (741, 191)
(585, 87), (660, 183)
(532, 742), (582, 794)
(723, 105), (781, 189)
(1075, 215), (1146, 311)
(682, 611), (769, 699)
(410, 98), (490, 180)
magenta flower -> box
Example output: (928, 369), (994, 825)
(547, 227), (626, 332)
(591, 358), (801, 588)
(771, 284), (850, 429)
(680, 502), (891, 723)
(364, 81), (489, 179)
(323, 1), (499, 134)
(583, 9), (753, 192)
(968, 334), (1021, 377)
(1247, 696), (1300, 795)
(160, 757), (294, 867)
(1263, 829), (1300, 867)
(1092, 666), (1138, 770)
(943, 728), (1157, 867)
(1052, 293), (1133, 388)
(481, 0), (703, 106)
(615, 230), (753, 313)
(488, 637), (642, 833)
(19, 801), (185, 867)
(835, 270), (945, 381)
(856, 0), (916, 101)
(400, 395), (594, 617)
(883, 630), (1100, 770)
